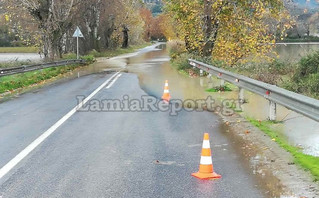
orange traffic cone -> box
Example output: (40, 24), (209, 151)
(192, 133), (221, 180)
(161, 80), (171, 102)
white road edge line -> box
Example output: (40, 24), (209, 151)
(105, 73), (122, 89)
(0, 71), (122, 180)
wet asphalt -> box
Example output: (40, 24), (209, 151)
(0, 71), (266, 197)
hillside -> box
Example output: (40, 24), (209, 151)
(143, 0), (163, 16)
(293, 0), (319, 8)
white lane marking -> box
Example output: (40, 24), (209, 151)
(105, 73), (122, 89)
(0, 71), (122, 179)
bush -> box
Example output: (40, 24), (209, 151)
(282, 50), (319, 98)
(167, 40), (186, 59)
(171, 53), (192, 71)
(294, 51), (319, 79)
(306, 73), (319, 94)
(62, 53), (95, 64)
(236, 60), (295, 85)
(63, 53), (77, 59)
(268, 60), (289, 75)
(88, 49), (101, 57)
(80, 55), (95, 64)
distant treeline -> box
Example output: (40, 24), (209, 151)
(1, 0), (169, 60)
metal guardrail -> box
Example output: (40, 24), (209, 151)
(0, 59), (85, 77)
(189, 59), (319, 122)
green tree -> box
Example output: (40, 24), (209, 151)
(164, 0), (292, 65)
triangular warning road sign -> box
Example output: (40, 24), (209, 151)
(73, 26), (84, 38)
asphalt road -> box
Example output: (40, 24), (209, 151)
(0, 71), (266, 197)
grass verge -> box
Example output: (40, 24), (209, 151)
(0, 47), (38, 53)
(248, 118), (319, 181)
(0, 65), (82, 94)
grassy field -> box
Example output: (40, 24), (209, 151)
(0, 47), (38, 53)
(0, 61), (40, 69)
(248, 118), (319, 182)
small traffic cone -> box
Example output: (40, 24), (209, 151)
(192, 133), (221, 180)
(161, 80), (171, 102)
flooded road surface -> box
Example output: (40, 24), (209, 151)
(30, 43), (318, 157)
(7, 43), (314, 196)
(116, 45), (292, 197)
(0, 44), (281, 198)
(118, 44), (319, 157)
(126, 47), (210, 100)
(0, 53), (42, 62)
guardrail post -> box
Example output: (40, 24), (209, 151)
(207, 74), (213, 88)
(200, 69), (203, 76)
(269, 100), (277, 121)
(238, 87), (245, 104)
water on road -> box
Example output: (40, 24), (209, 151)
(119, 44), (319, 157)
(1, 43), (317, 197)
(50, 43), (319, 157)
(0, 46), (271, 197)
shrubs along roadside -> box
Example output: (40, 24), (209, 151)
(167, 40), (319, 99)
(286, 51), (319, 98)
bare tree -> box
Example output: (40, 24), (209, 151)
(5, 0), (145, 56)
(7, 0), (81, 59)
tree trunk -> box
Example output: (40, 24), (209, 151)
(104, 15), (115, 49)
(122, 25), (129, 48)
(306, 24), (310, 37)
(42, 34), (49, 60)
(203, 21), (219, 56)
(184, 34), (191, 52)
(202, 0), (212, 56)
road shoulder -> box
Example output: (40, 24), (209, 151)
(218, 111), (319, 197)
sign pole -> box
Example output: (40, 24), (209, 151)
(73, 26), (84, 60)
(77, 36), (79, 59)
